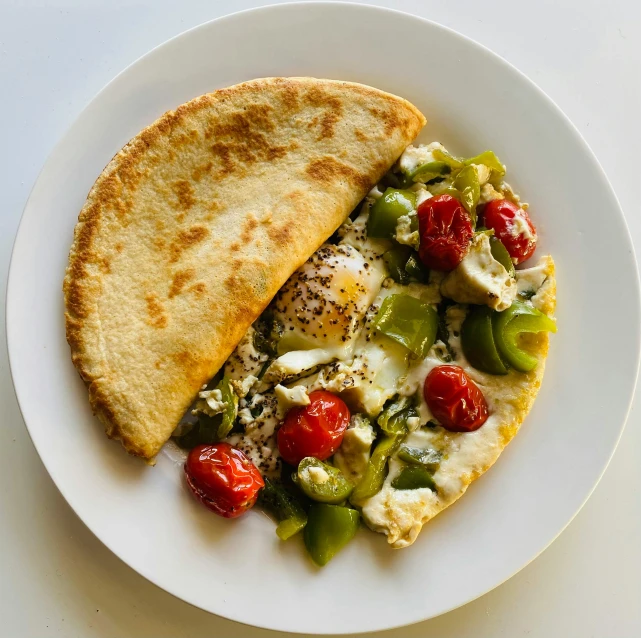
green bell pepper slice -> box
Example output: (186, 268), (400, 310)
(432, 148), (464, 170)
(461, 305), (509, 375)
(383, 246), (412, 284)
(453, 165), (480, 224)
(350, 432), (405, 504)
(304, 504), (360, 566)
(404, 253), (429, 283)
(374, 294), (438, 358)
(391, 465), (437, 491)
(294, 457), (353, 504)
(492, 301), (557, 372)
(258, 478), (308, 541)
(463, 150), (506, 183)
(377, 396), (412, 435)
(402, 160), (451, 186)
(367, 188), (416, 239)
(175, 375), (238, 447)
(489, 236), (515, 277)
(397, 445), (442, 471)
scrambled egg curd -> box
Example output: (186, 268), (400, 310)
(179, 142), (556, 556)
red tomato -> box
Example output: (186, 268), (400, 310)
(277, 390), (350, 466)
(417, 194), (474, 271)
(480, 199), (537, 264)
(424, 365), (489, 432)
(184, 443), (264, 518)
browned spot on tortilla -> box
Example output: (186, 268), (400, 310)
(207, 104), (290, 175)
(241, 215), (258, 243)
(115, 243), (123, 253)
(188, 282), (207, 296)
(145, 293), (167, 328)
(192, 162), (213, 182)
(168, 268), (196, 298)
(153, 237), (166, 251)
(98, 257), (111, 274)
(303, 86), (344, 140)
(230, 242), (240, 251)
(172, 180), (196, 210)
(169, 225), (209, 263)
(305, 156), (371, 191)
(354, 129), (368, 142)
(267, 223), (292, 246)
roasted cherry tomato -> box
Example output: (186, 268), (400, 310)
(277, 390), (350, 466)
(423, 365), (489, 432)
(184, 443), (264, 518)
(417, 194), (474, 271)
(480, 199), (537, 264)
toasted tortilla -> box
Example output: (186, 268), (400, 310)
(64, 77), (425, 459)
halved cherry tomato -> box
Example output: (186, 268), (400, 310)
(417, 194), (474, 271)
(277, 390), (350, 466)
(423, 365), (489, 432)
(184, 443), (264, 518)
(480, 199), (537, 264)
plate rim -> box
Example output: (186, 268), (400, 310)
(6, 2), (641, 633)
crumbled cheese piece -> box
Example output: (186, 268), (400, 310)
(368, 185), (384, 200)
(230, 374), (258, 398)
(397, 142), (446, 174)
(479, 182), (504, 204)
(274, 384), (310, 417)
(237, 407), (254, 426)
(394, 214), (419, 249)
(307, 466), (330, 484)
(440, 233), (517, 311)
(334, 415), (376, 484)
(192, 388), (226, 416)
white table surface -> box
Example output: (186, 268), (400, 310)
(1, 1), (640, 636)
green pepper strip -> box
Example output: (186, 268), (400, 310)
(461, 305), (509, 375)
(397, 445), (442, 471)
(432, 148), (464, 170)
(401, 160), (451, 186)
(463, 150), (506, 182)
(377, 396), (412, 435)
(391, 466), (437, 491)
(294, 457), (353, 505)
(367, 188), (416, 239)
(404, 253), (429, 283)
(492, 301), (557, 372)
(383, 246), (412, 284)
(374, 294), (438, 359)
(453, 165), (480, 225)
(258, 478), (308, 541)
(351, 434), (404, 504)
(304, 504), (360, 566)
(489, 236), (515, 277)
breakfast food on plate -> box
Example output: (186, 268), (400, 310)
(63, 77), (425, 459)
(64, 78), (556, 566)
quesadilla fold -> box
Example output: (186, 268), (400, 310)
(64, 77), (426, 459)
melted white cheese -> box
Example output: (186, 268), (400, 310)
(333, 415), (375, 484)
(397, 142), (446, 174)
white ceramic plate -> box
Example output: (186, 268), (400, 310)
(7, 3), (640, 634)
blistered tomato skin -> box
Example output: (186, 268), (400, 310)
(424, 365), (489, 432)
(480, 199), (537, 264)
(185, 443), (265, 518)
(277, 390), (351, 466)
(417, 194), (474, 271)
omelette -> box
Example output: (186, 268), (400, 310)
(180, 139), (556, 557)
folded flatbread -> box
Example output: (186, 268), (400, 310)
(64, 77), (425, 459)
